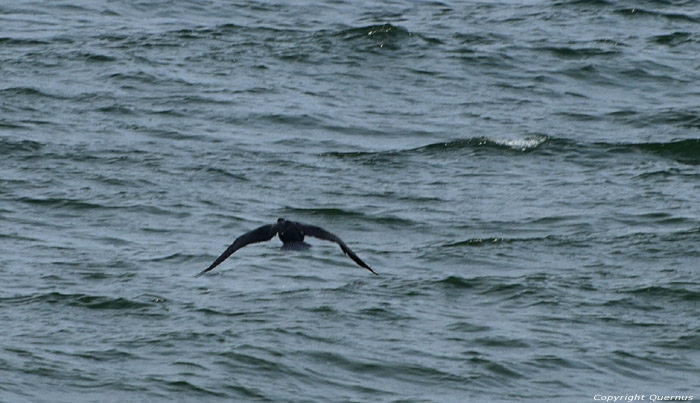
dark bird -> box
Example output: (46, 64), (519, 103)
(196, 218), (377, 277)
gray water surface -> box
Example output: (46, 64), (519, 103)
(1, 1), (699, 401)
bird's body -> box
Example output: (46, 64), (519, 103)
(276, 218), (307, 245)
(196, 218), (377, 277)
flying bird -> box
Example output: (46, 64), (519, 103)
(196, 218), (377, 277)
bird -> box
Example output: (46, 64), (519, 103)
(196, 218), (377, 277)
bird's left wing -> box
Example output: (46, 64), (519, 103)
(297, 223), (378, 275)
(196, 223), (279, 277)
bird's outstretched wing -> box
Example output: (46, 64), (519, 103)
(196, 223), (279, 277)
(297, 223), (377, 275)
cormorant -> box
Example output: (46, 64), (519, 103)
(196, 218), (377, 277)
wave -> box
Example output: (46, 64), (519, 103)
(114, 22), (420, 68)
(338, 24), (409, 39)
(653, 331), (700, 350)
(443, 225), (699, 254)
(0, 87), (64, 99)
(551, 137), (700, 166)
(414, 136), (549, 154)
(13, 197), (183, 218)
(430, 275), (563, 310)
(78, 52), (117, 63)
(104, 71), (158, 84)
(303, 350), (467, 383)
(615, 7), (699, 23)
(16, 196), (106, 210)
(651, 31), (694, 47)
(622, 285), (700, 302)
(435, 275), (475, 289)
(0, 137), (43, 154)
(324, 135), (700, 166)
(608, 108), (700, 130)
(107, 19), (413, 47)
(1, 292), (160, 310)
(280, 206), (413, 226)
(310, 23), (424, 60)
(442, 238), (508, 248)
(541, 46), (619, 59)
(633, 139), (700, 165)
(0, 37), (51, 46)
(323, 136), (550, 162)
(438, 235), (579, 250)
(554, 0), (613, 7)
(282, 206), (365, 219)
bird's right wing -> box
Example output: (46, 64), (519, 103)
(196, 223), (278, 277)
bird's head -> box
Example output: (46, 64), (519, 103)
(277, 218), (286, 223)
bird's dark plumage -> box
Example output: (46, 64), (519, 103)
(196, 218), (377, 277)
